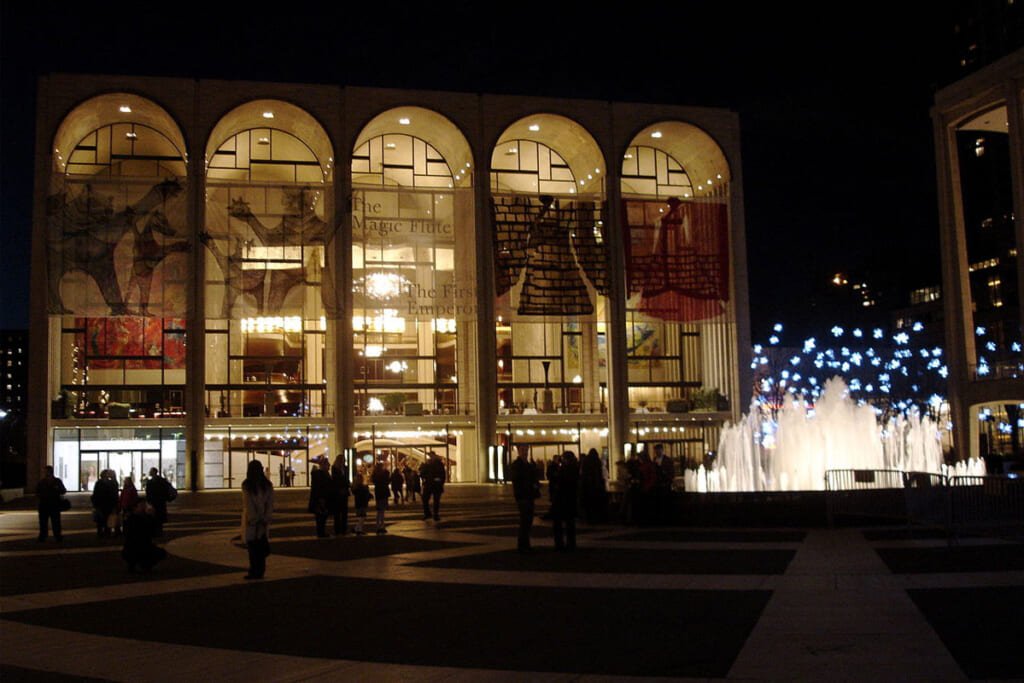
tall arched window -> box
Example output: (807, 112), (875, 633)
(620, 122), (735, 462)
(490, 115), (608, 435)
(202, 101), (335, 489)
(47, 94), (190, 490)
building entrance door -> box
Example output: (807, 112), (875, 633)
(79, 449), (162, 491)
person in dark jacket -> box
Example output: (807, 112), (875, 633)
(653, 443), (675, 524)
(509, 447), (540, 553)
(404, 464), (419, 502)
(91, 469), (119, 537)
(371, 462), (390, 534)
(330, 454), (351, 535)
(552, 451), (579, 550)
(420, 452), (446, 523)
(390, 466), (404, 504)
(580, 448), (607, 524)
(36, 465), (67, 542)
(351, 473), (371, 535)
(308, 458), (332, 538)
(122, 498), (167, 572)
(144, 467), (173, 535)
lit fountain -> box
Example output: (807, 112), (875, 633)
(692, 377), (985, 492)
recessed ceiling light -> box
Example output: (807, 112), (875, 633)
(125, 132), (138, 140)
(651, 131), (663, 138)
(399, 117), (411, 125)
(385, 143), (396, 149)
(119, 105), (132, 113)
(262, 111), (274, 119)
(528, 124), (540, 131)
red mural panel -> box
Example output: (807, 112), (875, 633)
(623, 198), (729, 322)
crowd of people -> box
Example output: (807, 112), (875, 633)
(35, 443), (678, 580)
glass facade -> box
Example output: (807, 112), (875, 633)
(35, 83), (747, 487)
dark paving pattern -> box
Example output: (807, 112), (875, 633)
(430, 516), (521, 530)
(604, 528), (807, 543)
(0, 664), (115, 682)
(453, 524), (598, 538)
(410, 547), (795, 574)
(269, 535), (474, 561)
(908, 586), (1024, 679)
(862, 527), (954, 541)
(0, 526), (233, 552)
(3, 576), (772, 678)
(875, 543), (1024, 574)
(0, 551), (239, 596)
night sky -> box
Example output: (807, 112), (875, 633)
(0, 3), (954, 339)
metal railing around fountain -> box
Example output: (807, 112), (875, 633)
(825, 469), (1024, 541)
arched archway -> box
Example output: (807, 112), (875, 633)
(619, 121), (735, 465)
(202, 101), (335, 461)
(489, 114), (608, 467)
(47, 94), (190, 490)
(350, 107), (475, 482)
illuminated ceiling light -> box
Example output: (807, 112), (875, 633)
(465, 162), (471, 168)
(119, 105), (132, 113)
(385, 142), (396, 149)
(716, 173), (722, 179)
(651, 131), (663, 138)
(587, 174), (592, 179)
(257, 136), (270, 145)
(262, 111), (274, 119)
(125, 132), (138, 140)
(579, 180), (585, 185)
(506, 147), (518, 155)
(399, 117), (411, 125)
(594, 168), (600, 174)
(623, 153), (633, 159)
(528, 124), (540, 131)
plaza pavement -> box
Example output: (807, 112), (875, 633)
(1, 485), (1022, 681)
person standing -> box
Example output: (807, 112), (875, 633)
(122, 498), (167, 572)
(509, 447), (540, 553)
(331, 454), (351, 536)
(117, 476), (140, 536)
(580, 448), (606, 524)
(371, 462), (390, 534)
(653, 443), (675, 524)
(36, 465), (67, 542)
(91, 469), (119, 537)
(241, 459), (273, 580)
(144, 467), (172, 536)
(421, 452), (446, 524)
(351, 473), (371, 535)
(308, 458), (332, 538)
(552, 451), (579, 550)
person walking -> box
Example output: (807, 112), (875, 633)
(144, 467), (174, 535)
(91, 469), (119, 537)
(308, 457), (332, 538)
(552, 451), (579, 550)
(390, 466), (404, 504)
(241, 459), (273, 579)
(404, 464), (420, 502)
(36, 465), (67, 542)
(421, 452), (446, 524)
(351, 473), (370, 535)
(371, 462), (390, 534)
(509, 446), (540, 553)
(331, 454), (351, 536)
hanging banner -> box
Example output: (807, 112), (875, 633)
(623, 197), (729, 322)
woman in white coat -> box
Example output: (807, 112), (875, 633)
(242, 459), (274, 579)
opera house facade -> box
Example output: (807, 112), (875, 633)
(27, 74), (751, 490)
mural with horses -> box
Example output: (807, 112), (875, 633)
(46, 177), (190, 316)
